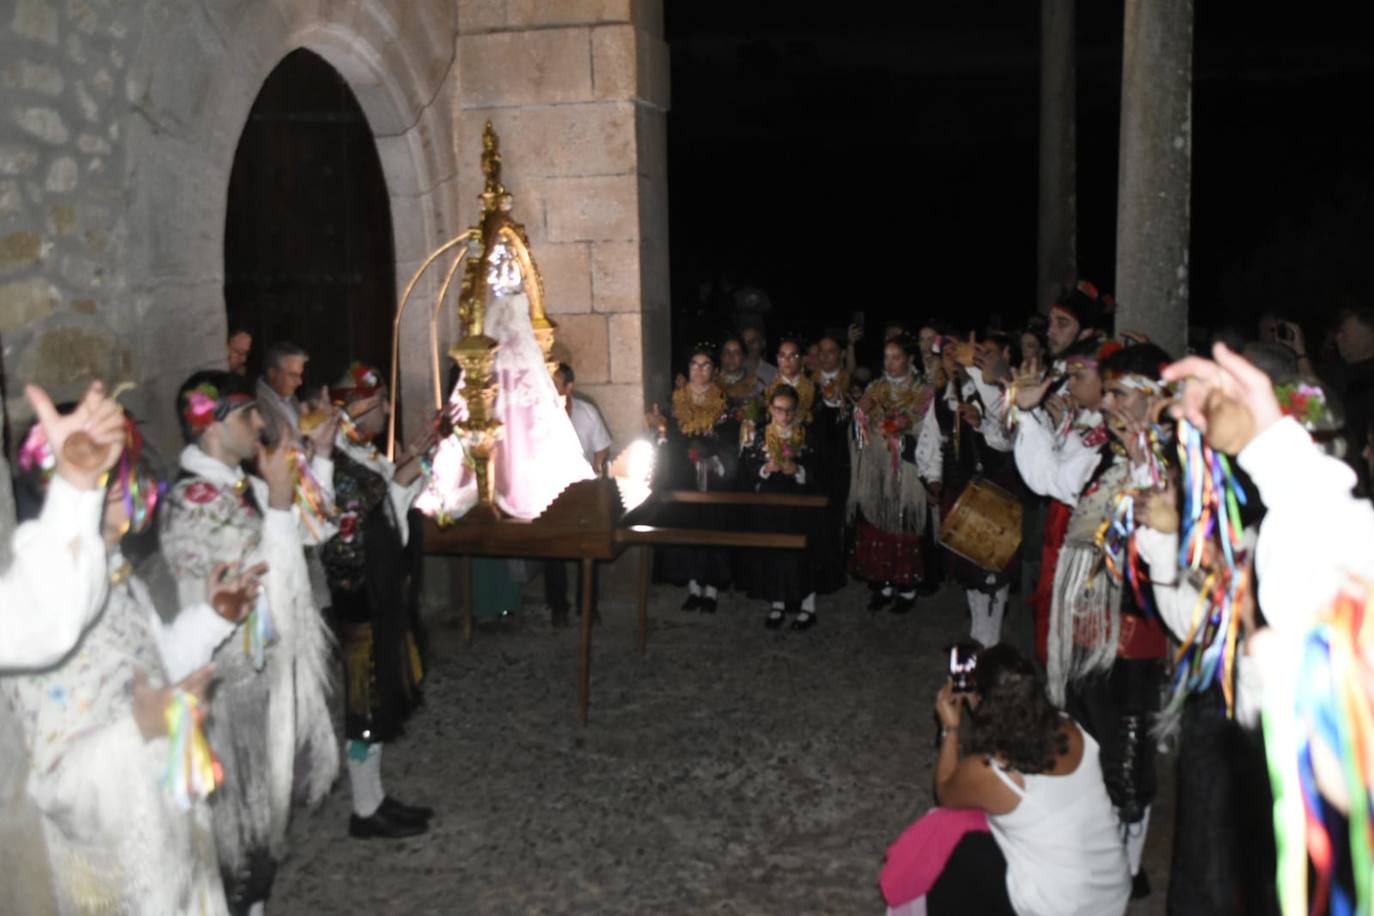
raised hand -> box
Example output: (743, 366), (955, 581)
(256, 437), (295, 510)
(1162, 343), (1281, 455)
(1011, 357), (1054, 410)
(26, 381), (126, 490)
(207, 561), (268, 623)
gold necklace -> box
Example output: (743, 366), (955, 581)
(672, 384), (727, 437)
(765, 374), (816, 422)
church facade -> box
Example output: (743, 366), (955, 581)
(0, 0), (671, 451)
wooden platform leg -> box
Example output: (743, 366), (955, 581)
(463, 555), (474, 644)
(638, 544), (651, 656)
(578, 557), (595, 724)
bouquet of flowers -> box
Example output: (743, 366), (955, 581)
(1274, 382), (1331, 429)
(879, 412), (912, 440)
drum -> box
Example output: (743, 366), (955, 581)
(938, 477), (1023, 572)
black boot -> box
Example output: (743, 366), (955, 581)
(867, 588), (893, 612)
(379, 795), (434, 824)
(764, 607), (785, 629)
(790, 611), (817, 631)
(681, 593), (702, 612)
(349, 805), (428, 839)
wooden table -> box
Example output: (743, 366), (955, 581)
(422, 480), (825, 722)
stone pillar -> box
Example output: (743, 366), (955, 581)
(1113, 0), (1193, 356)
(1037, 0), (1076, 312)
(454, 0), (671, 448)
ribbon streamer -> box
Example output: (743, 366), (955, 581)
(162, 689), (223, 811)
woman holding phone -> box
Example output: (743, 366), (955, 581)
(880, 646), (1130, 916)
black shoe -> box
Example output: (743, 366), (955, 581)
(790, 611), (817, 631)
(867, 592), (893, 612)
(889, 595), (916, 614)
(1130, 869), (1151, 900)
(349, 807), (428, 840)
(764, 608), (785, 629)
(379, 795), (433, 824)
(699, 596), (717, 613)
(681, 594), (702, 612)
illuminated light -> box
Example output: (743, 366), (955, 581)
(610, 439), (658, 512)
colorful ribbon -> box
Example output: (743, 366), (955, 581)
(1166, 419), (1249, 717)
(242, 588), (273, 670)
(1266, 579), (1374, 916)
(162, 689), (223, 811)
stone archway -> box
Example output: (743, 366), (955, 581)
(120, 1), (459, 451)
(223, 47), (397, 388)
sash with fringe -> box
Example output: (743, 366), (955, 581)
(1046, 458), (1131, 706)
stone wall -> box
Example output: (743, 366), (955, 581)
(1, 0), (670, 458)
(454, 0), (671, 444)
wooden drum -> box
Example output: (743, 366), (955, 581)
(938, 478), (1023, 572)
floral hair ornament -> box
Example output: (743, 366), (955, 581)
(16, 424), (56, 478)
(335, 361), (383, 400)
(180, 382), (254, 434)
(1274, 381), (1337, 433)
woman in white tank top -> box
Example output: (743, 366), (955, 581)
(909, 645), (1130, 916)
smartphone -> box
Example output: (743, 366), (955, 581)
(948, 643), (979, 693)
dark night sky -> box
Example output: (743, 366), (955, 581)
(664, 1), (1374, 354)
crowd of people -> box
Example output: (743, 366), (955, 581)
(662, 283), (1373, 915)
(2, 280), (1374, 915)
(0, 339), (436, 914)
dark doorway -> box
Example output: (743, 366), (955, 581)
(224, 48), (395, 391)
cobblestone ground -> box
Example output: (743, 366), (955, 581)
(273, 576), (1172, 915)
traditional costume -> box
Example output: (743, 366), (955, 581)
(934, 368), (1016, 646)
(160, 375), (338, 914)
(0, 473), (107, 670)
(2, 422), (233, 915)
(651, 375), (739, 611)
(1044, 350), (1171, 893)
(810, 366), (853, 595)
(320, 363), (431, 838)
(1011, 346), (1111, 664)
(848, 370), (941, 611)
(738, 407), (821, 629)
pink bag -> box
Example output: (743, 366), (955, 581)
(879, 807), (990, 906)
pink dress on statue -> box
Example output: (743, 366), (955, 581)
(417, 247), (594, 521)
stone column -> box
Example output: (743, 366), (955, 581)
(454, 0), (671, 448)
(1037, 0), (1076, 313)
(1113, 0), (1193, 356)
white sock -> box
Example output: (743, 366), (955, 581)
(881, 585), (894, 596)
(248, 903), (265, 916)
(703, 585), (718, 599)
(898, 590), (915, 600)
(1122, 804), (1151, 875)
(966, 589), (989, 644)
(770, 601), (784, 610)
(688, 580), (702, 596)
(985, 586), (1008, 646)
(347, 741), (385, 818)
(801, 592), (816, 612)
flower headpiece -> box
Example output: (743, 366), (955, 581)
(334, 361), (383, 401)
(17, 416), (164, 532)
(179, 381), (254, 434)
(1274, 381), (1338, 433)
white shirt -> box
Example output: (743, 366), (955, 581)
(988, 726), (1131, 916)
(1013, 408), (1105, 506)
(0, 476), (108, 671)
(567, 397), (612, 468)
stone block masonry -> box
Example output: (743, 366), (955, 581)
(1, 0), (670, 462)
